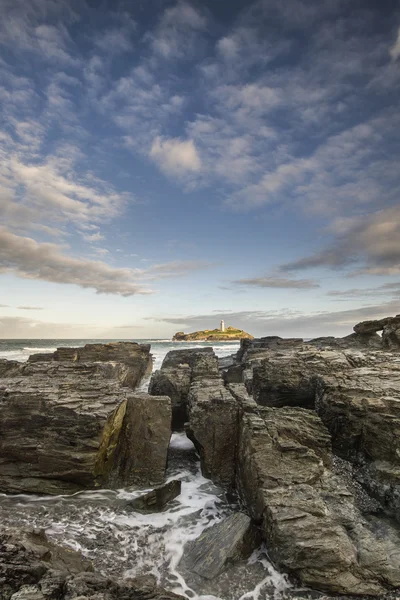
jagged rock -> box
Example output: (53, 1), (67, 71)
(149, 348), (218, 429)
(236, 406), (400, 595)
(0, 370), (171, 493)
(0, 528), (183, 600)
(127, 479), (181, 512)
(187, 377), (239, 489)
(315, 352), (400, 519)
(309, 332), (382, 349)
(28, 341), (153, 390)
(353, 314), (400, 335)
(183, 513), (260, 580)
(149, 366), (191, 429)
(382, 322), (400, 349)
(95, 393), (172, 489)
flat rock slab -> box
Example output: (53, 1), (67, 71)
(127, 479), (181, 512)
(183, 513), (260, 580)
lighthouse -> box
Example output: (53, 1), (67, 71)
(220, 320), (225, 332)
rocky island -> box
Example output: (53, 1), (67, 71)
(173, 321), (254, 341)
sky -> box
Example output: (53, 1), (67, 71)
(0, 0), (399, 339)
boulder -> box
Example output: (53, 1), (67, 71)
(0, 527), (183, 600)
(126, 479), (181, 513)
(183, 513), (260, 580)
(236, 405), (400, 595)
(0, 364), (171, 493)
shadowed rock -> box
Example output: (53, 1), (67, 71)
(183, 513), (260, 580)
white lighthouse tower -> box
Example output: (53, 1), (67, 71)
(220, 320), (225, 332)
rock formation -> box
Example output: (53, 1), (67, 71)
(152, 316), (400, 596)
(0, 343), (172, 495)
(0, 527), (183, 600)
(183, 513), (260, 580)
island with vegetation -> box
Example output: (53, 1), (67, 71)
(172, 326), (254, 341)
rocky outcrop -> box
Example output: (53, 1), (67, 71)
(0, 527), (183, 600)
(315, 352), (400, 520)
(182, 513), (260, 580)
(187, 377), (239, 489)
(0, 356), (171, 494)
(237, 405), (400, 595)
(28, 341), (153, 390)
(0, 342), (169, 494)
(149, 348), (214, 429)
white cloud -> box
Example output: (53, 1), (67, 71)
(149, 136), (201, 177)
(149, 1), (206, 59)
(389, 28), (400, 60)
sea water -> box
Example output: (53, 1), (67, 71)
(0, 339), (311, 599)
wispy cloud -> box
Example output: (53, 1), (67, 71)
(148, 1), (207, 59)
(0, 227), (151, 296)
(389, 27), (400, 60)
(280, 205), (400, 276)
(0, 227), (211, 296)
(17, 305), (44, 310)
(232, 276), (319, 289)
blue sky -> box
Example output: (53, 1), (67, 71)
(0, 0), (399, 338)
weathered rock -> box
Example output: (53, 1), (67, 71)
(28, 341), (153, 390)
(353, 314), (400, 335)
(309, 332), (383, 349)
(236, 405), (400, 595)
(183, 513), (260, 580)
(149, 366), (191, 429)
(149, 348), (218, 429)
(127, 479), (181, 512)
(0, 369), (171, 493)
(315, 352), (400, 519)
(382, 322), (400, 349)
(95, 392), (171, 488)
(0, 528), (183, 600)
(187, 377), (239, 489)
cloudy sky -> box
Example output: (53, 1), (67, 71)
(0, 0), (399, 339)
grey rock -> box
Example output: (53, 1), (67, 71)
(236, 406), (400, 595)
(0, 371), (171, 493)
(149, 348), (217, 429)
(183, 513), (260, 580)
(0, 528), (183, 600)
(353, 314), (400, 335)
(149, 366), (191, 429)
(187, 377), (239, 489)
(126, 479), (181, 513)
